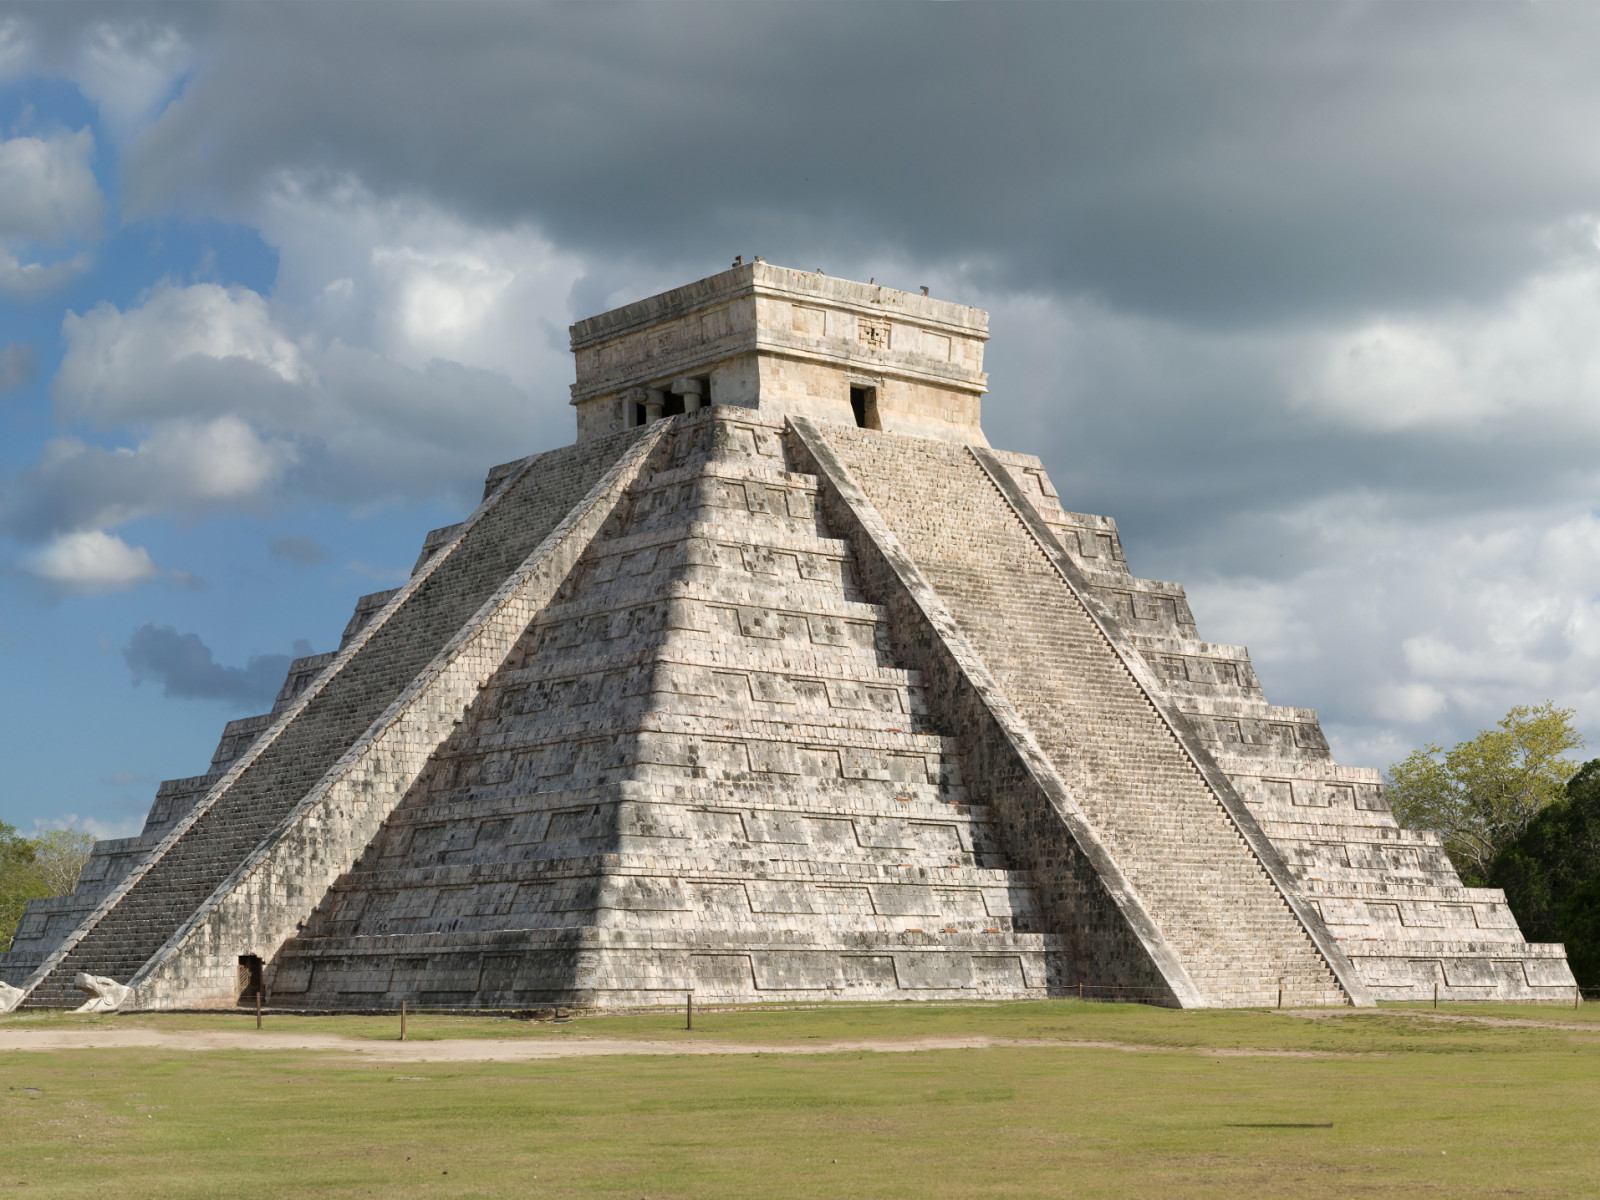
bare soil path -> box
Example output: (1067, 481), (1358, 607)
(0, 1027), (1342, 1061)
(1286, 1006), (1597, 1032)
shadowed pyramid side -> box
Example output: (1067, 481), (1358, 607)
(803, 420), (1361, 1007)
(982, 447), (1578, 1003)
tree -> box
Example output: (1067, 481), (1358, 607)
(0, 826), (98, 953)
(0, 822), (48, 955)
(28, 829), (97, 896)
(1388, 702), (1585, 885)
(1490, 758), (1600, 988)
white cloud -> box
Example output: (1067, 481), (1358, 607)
(258, 176), (586, 392)
(1374, 682), (1447, 725)
(57, 280), (313, 425)
(35, 811), (143, 841)
(50, 279), (541, 507)
(374, 244), (514, 350)
(10, 193), (587, 591)
(6, 416), (297, 546)
(0, 127), (103, 296)
(0, 246), (91, 295)
(71, 21), (194, 139)
(142, 416), (297, 506)
(1184, 505), (1600, 770)
(1298, 256), (1600, 433)
(0, 17), (32, 83)
(47, 184), (590, 510)
(947, 269), (1600, 774)
(0, 128), (103, 242)
(0, 342), (34, 394)
(23, 529), (160, 593)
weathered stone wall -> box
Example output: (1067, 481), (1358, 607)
(17, 426), (651, 1009)
(808, 420), (1361, 1007)
(788, 419), (1184, 1001)
(125, 429), (670, 1008)
(569, 263), (989, 446)
(4, 719), (281, 985)
(987, 448), (1577, 1002)
(268, 407), (1055, 1009)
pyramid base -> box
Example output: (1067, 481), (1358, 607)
(259, 930), (1082, 1010)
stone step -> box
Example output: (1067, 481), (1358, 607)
(817, 426), (1349, 1005)
(18, 428), (654, 1008)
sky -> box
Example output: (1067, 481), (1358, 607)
(6, 3), (1600, 839)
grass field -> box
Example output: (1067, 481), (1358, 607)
(2, 1000), (1596, 1198)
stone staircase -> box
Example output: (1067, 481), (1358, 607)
(986, 448), (1577, 1002)
(1, 623), (408, 989)
(270, 406), (1055, 1007)
(816, 425), (1352, 1007)
(11, 429), (647, 1009)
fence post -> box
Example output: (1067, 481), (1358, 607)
(1433, 982), (1438, 1009)
(400, 1000), (407, 1042)
(256, 987), (262, 1031)
(686, 991), (693, 1030)
(1277, 984), (1283, 1010)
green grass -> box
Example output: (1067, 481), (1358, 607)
(2, 1001), (1597, 1198)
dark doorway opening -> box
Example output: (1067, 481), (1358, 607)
(632, 402), (647, 427)
(662, 393), (686, 418)
(237, 954), (264, 1006)
(850, 386), (880, 429)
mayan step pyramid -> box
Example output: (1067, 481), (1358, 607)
(2, 262), (1576, 1011)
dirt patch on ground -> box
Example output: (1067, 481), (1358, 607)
(0, 1028), (1348, 1062)
(1283, 1007), (1595, 1032)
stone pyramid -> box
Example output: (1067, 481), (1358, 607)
(3, 263), (1576, 1011)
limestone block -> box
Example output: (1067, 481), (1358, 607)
(0, 981), (22, 1013)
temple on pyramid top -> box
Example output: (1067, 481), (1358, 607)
(570, 261), (990, 444)
(0, 264), (1577, 1015)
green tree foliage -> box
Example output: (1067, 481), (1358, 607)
(28, 828), (97, 895)
(0, 825), (98, 953)
(1387, 702), (1584, 885)
(1490, 758), (1600, 988)
(0, 821), (49, 954)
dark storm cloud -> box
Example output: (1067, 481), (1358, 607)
(102, 2), (1600, 327)
(978, 317), (1600, 582)
(122, 622), (307, 707)
(10, 0), (1600, 760)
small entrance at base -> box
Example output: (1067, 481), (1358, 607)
(850, 386), (880, 429)
(237, 954), (264, 1006)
